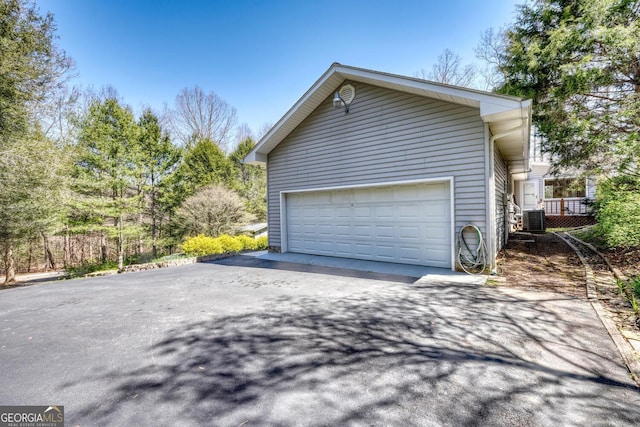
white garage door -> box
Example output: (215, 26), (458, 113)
(286, 181), (451, 268)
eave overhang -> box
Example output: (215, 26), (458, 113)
(244, 63), (532, 173)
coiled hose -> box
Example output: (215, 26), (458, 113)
(456, 224), (488, 275)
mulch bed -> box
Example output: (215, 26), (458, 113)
(496, 232), (640, 335)
(495, 232), (587, 298)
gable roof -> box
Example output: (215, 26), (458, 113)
(244, 63), (531, 174)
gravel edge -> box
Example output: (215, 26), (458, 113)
(554, 232), (640, 386)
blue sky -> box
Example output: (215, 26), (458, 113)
(37, 0), (520, 140)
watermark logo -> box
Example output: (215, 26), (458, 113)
(0, 406), (64, 427)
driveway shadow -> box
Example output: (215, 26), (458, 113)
(65, 279), (640, 426)
(207, 254), (421, 284)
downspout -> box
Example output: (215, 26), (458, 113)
(488, 119), (529, 274)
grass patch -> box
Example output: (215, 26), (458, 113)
(569, 226), (608, 248)
(485, 278), (502, 286)
(547, 227), (578, 233)
(616, 276), (640, 315)
(66, 260), (118, 278)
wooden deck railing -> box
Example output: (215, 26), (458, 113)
(543, 197), (591, 216)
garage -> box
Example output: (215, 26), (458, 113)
(244, 64), (533, 271)
(285, 181), (452, 268)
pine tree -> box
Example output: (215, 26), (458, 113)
(229, 137), (266, 220)
(0, 0), (72, 283)
(136, 109), (181, 257)
(74, 97), (141, 270)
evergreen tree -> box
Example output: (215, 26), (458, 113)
(171, 137), (234, 200)
(229, 137), (266, 220)
(0, 130), (69, 282)
(136, 109), (181, 257)
(0, 0), (72, 136)
(160, 137), (234, 248)
(495, 0), (640, 176)
(0, 0), (72, 283)
(74, 97), (141, 270)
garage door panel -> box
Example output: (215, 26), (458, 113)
(334, 243), (352, 255)
(375, 245), (395, 258)
(316, 241), (336, 251)
(426, 248), (450, 266)
(374, 206), (394, 218)
(354, 206), (373, 218)
(286, 182), (451, 267)
(398, 204), (422, 219)
(398, 225), (421, 240)
(354, 225), (373, 237)
(375, 225), (394, 239)
(423, 204), (449, 217)
(317, 224), (333, 236)
(354, 190), (374, 202)
(397, 247), (421, 263)
(333, 192), (351, 203)
(426, 226), (450, 240)
(318, 207), (334, 218)
(335, 207), (351, 218)
(332, 225), (349, 237)
(354, 243), (374, 256)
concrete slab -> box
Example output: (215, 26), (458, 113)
(244, 250), (486, 285)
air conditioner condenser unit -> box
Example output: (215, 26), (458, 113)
(523, 210), (546, 232)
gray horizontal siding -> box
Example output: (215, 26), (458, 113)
(267, 81), (487, 249)
(494, 145), (508, 252)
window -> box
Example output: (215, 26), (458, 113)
(544, 178), (586, 198)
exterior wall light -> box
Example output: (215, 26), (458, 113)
(333, 91), (348, 112)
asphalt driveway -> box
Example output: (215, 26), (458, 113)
(1, 256), (639, 426)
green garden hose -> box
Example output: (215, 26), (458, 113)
(457, 224), (488, 275)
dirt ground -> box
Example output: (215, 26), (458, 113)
(496, 232), (640, 337)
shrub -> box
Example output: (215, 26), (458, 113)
(181, 234), (223, 256)
(632, 276), (640, 299)
(176, 184), (254, 237)
(67, 260), (118, 277)
(216, 234), (243, 253)
(256, 235), (268, 250)
(594, 176), (640, 248)
(236, 235), (258, 250)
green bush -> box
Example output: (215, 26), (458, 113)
(181, 234), (266, 256)
(236, 235), (258, 250)
(181, 234), (223, 256)
(216, 234), (243, 252)
(256, 235), (268, 250)
(632, 276), (640, 299)
(594, 176), (640, 248)
(67, 260), (118, 277)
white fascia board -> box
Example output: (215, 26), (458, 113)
(243, 63), (532, 165)
(335, 65), (525, 111)
(243, 151), (267, 165)
(480, 99), (532, 123)
(242, 64), (342, 165)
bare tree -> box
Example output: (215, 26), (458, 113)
(233, 123), (254, 149)
(257, 122), (273, 140)
(415, 48), (479, 88)
(167, 86), (237, 150)
(37, 85), (81, 144)
(474, 28), (508, 91)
